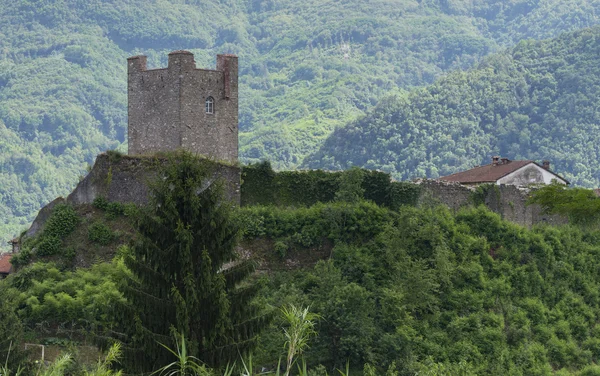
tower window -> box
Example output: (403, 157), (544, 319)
(205, 96), (214, 114)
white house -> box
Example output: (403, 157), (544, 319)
(439, 156), (569, 186)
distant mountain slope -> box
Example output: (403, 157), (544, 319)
(2, 0), (600, 242)
(304, 26), (600, 187)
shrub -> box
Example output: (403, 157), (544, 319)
(88, 222), (115, 245)
(274, 240), (288, 258)
(63, 246), (77, 262)
(43, 204), (79, 238)
(93, 196), (110, 210)
(106, 149), (124, 163)
(9, 248), (31, 268)
(93, 197), (128, 219)
(122, 203), (139, 217)
(36, 235), (62, 256)
(580, 365), (600, 376)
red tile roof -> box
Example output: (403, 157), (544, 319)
(439, 160), (554, 184)
(0, 253), (13, 275)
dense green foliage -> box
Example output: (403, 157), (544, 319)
(305, 26), (600, 187)
(528, 183), (600, 225)
(254, 205), (600, 374)
(109, 152), (268, 372)
(8, 193), (600, 373)
(11, 204), (80, 268)
(0, 287), (25, 367)
(3, 261), (126, 332)
(238, 201), (394, 250)
(242, 162), (420, 209)
(4, 0), (600, 244)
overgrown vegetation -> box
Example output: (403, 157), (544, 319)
(241, 162), (420, 209)
(6, 193), (600, 373)
(252, 205), (600, 374)
(528, 183), (600, 225)
(10, 198), (136, 269)
(11, 204), (80, 268)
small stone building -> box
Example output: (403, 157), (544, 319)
(127, 51), (238, 164)
(439, 156), (569, 186)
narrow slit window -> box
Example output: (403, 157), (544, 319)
(205, 96), (214, 114)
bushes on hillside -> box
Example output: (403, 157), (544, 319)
(255, 205), (600, 374)
(11, 204), (80, 267)
(237, 200), (395, 247)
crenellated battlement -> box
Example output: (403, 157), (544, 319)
(127, 51), (238, 164)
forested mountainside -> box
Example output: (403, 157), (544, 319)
(2, 0), (600, 243)
(305, 26), (600, 187)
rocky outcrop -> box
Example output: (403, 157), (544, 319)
(26, 152), (240, 238)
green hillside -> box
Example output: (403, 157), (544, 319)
(2, 0), (600, 243)
(7, 174), (600, 373)
(304, 26), (600, 187)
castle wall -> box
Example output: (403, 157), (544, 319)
(127, 57), (181, 154)
(416, 179), (472, 210)
(180, 55), (238, 163)
(127, 52), (238, 163)
(415, 179), (567, 227)
(66, 153), (241, 207)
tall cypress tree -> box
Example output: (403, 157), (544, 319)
(111, 152), (268, 372)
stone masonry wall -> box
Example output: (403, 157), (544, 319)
(415, 179), (567, 227)
(127, 51), (238, 164)
(66, 153), (241, 207)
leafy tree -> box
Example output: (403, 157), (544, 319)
(111, 152), (268, 372)
(528, 182), (600, 225)
(335, 167), (365, 204)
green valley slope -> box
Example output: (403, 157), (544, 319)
(2, 0), (600, 243)
(305, 26), (600, 187)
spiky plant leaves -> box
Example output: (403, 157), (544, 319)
(37, 354), (73, 376)
(84, 343), (123, 376)
(281, 305), (319, 376)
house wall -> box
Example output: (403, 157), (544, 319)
(497, 164), (567, 185)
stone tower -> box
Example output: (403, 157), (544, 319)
(127, 51), (238, 164)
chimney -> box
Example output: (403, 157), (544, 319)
(217, 54), (238, 99)
(542, 160), (550, 170)
(9, 238), (19, 254)
(501, 157), (509, 165)
(492, 156), (500, 166)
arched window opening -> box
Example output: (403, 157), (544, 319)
(205, 96), (214, 114)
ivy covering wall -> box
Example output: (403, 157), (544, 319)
(241, 161), (420, 209)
